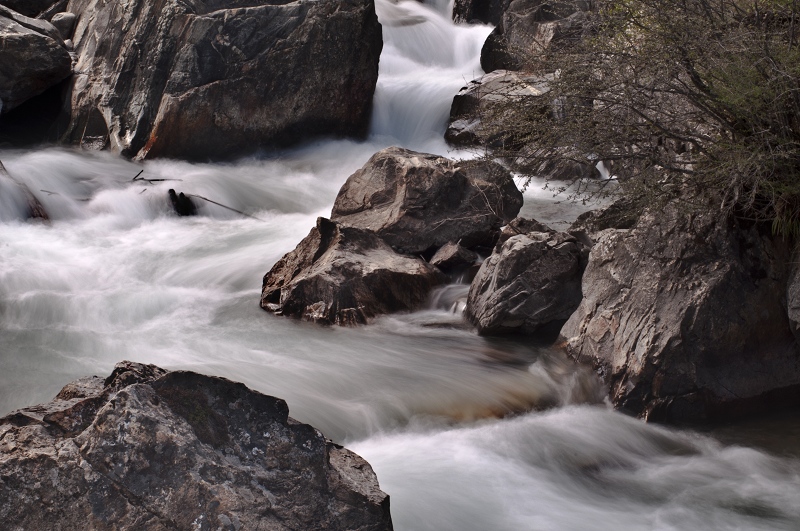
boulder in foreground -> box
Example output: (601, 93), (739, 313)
(0, 361), (393, 530)
(560, 205), (800, 422)
(261, 217), (445, 325)
(331, 147), (522, 254)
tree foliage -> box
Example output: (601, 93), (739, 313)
(488, 0), (800, 233)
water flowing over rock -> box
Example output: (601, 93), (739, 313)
(465, 222), (587, 335)
(331, 147), (522, 254)
(0, 361), (393, 530)
(480, 0), (590, 73)
(62, 0), (382, 159)
(262, 217), (445, 326)
(560, 205), (800, 422)
(0, 5), (71, 113)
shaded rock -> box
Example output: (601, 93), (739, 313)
(0, 0), (58, 17)
(168, 188), (197, 217)
(49, 11), (75, 40)
(429, 242), (479, 273)
(445, 70), (550, 148)
(481, 0), (590, 73)
(569, 197), (642, 235)
(497, 216), (553, 245)
(452, 0), (512, 25)
(62, 0), (382, 159)
(788, 260), (800, 343)
(465, 227), (586, 335)
(512, 144), (600, 181)
(331, 147), (522, 254)
(261, 217), (445, 325)
(0, 361), (393, 530)
(0, 6), (71, 113)
(560, 205), (800, 422)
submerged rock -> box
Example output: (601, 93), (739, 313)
(0, 361), (393, 530)
(0, 160), (48, 220)
(261, 217), (445, 325)
(168, 188), (197, 217)
(62, 0), (382, 159)
(0, 5), (71, 113)
(331, 147), (522, 254)
(465, 224), (586, 336)
(560, 205), (800, 422)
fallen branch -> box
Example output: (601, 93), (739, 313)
(187, 194), (263, 221)
(132, 170), (182, 184)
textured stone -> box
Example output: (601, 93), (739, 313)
(331, 147), (522, 254)
(261, 217), (445, 325)
(0, 5), (71, 113)
(61, 0), (382, 159)
(465, 227), (586, 335)
(560, 205), (800, 422)
(0, 361), (393, 530)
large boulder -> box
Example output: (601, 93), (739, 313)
(61, 0), (382, 159)
(465, 223), (586, 335)
(331, 147), (522, 254)
(261, 217), (445, 325)
(560, 205), (800, 422)
(480, 0), (589, 73)
(0, 361), (393, 530)
(0, 5), (71, 113)
(0, 0), (59, 17)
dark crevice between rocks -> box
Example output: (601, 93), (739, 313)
(0, 77), (72, 147)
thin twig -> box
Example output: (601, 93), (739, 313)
(187, 194), (264, 221)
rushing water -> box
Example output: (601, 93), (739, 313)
(2, 1), (800, 529)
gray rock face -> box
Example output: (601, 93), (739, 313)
(481, 0), (589, 73)
(261, 217), (445, 325)
(0, 5), (71, 113)
(429, 242), (478, 273)
(62, 0), (382, 159)
(445, 70), (550, 148)
(560, 206), (800, 422)
(0, 361), (393, 530)
(50, 11), (75, 39)
(465, 226), (586, 335)
(788, 262), (800, 342)
(331, 147), (522, 254)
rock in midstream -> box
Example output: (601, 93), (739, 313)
(0, 361), (393, 530)
(331, 147), (522, 255)
(261, 217), (446, 326)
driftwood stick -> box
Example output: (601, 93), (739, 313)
(132, 170), (182, 184)
(187, 194), (263, 221)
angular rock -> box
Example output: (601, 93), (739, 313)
(452, 0), (512, 25)
(62, 0), (382, 159)
(481, 0), (590, 73)
(445, 70), (551, 148)
(465, 227), (586, 335)
(429, 242), (478, 273)
(0, 361), (393, 530)
(262, 217), (445, 325)
(0, 6), (71, 113)
(331, 147), (522, 254)
(560, 205), (800, 422)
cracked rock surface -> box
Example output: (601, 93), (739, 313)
(0, 361), (393, 530)
(560, 205), (800, 423)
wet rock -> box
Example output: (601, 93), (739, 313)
(261, 217), (445, 325)
(62, 0), (382, 159)
(331, 147), (522, 254)
(168, 188), (197, 217)
(560, 205), (800, 422)
(452, 0), (512, 25)
(0, 160), (48, 220)
(0, 361), (393, 530)
(480, 0), (590, 73)
(0, 5), (71, 113)
(429, 242), (479, 273)
(465, 226), (586, 335)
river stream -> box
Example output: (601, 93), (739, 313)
(2, 1), (800, 529)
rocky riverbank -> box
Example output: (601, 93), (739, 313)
(0, 361), (393, 530)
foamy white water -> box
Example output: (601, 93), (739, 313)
(2, 1), (800, 529)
